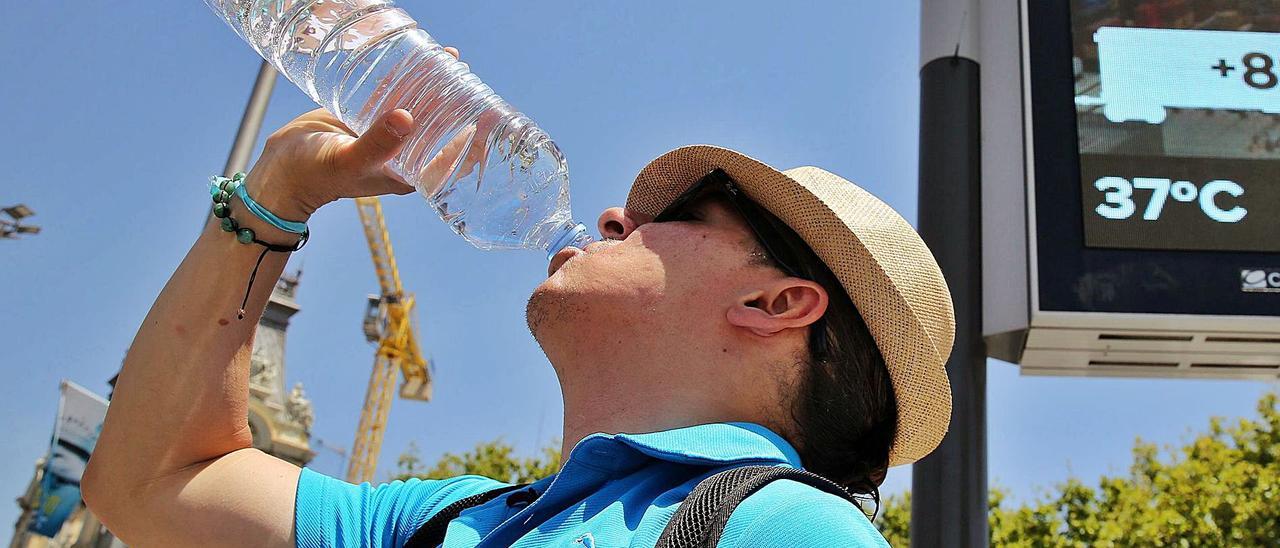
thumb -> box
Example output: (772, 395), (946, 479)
(341, 109), (414, 170)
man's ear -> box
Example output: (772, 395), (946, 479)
(726, 278), (828, 337)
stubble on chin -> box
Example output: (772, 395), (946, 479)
(525, 282), (591, 352)
(526, 283), (569, 343)
(525, 287), (553, 340)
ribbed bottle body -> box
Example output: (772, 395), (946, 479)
(204, 0), (591, 252)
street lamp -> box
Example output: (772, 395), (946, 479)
(1, 203), (40, 239)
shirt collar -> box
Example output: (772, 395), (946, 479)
(567, 422), (802, 472)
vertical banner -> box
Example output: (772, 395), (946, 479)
(28, 381), (109, 537)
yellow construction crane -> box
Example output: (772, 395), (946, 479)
(347, 196), (432, 484)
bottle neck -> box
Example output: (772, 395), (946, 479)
(545, 221), (594, 258)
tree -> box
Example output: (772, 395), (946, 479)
(877, 393), (1280, 546)
(391, 439), (561, 484)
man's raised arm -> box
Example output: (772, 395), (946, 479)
(82, 105), (428, 547)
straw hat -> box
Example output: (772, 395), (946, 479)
(626, 145), (955, 466)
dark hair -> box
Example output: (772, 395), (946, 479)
(745, 204), (898, 501)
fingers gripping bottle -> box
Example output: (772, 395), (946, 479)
(203, 0), (594, 256)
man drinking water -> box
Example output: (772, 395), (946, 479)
(84, 49), (954, 547)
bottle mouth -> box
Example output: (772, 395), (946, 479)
(545, 221), (594, 259)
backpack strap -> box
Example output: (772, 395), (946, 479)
(403, 483), (529, 548)
(655, 465), (861, 548)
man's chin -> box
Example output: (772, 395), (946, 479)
(526, 272), (602, 346)
(525, 282), (565, 343)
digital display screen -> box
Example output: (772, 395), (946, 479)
(1070, 2), (1280, 253)
(1026, 2), (1280, 316)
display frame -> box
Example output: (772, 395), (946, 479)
(1023, 0), (1280, 320)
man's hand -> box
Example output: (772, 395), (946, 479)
(246, 47), (464, 220)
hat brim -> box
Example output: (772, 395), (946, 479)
(626, 145), (954, 466)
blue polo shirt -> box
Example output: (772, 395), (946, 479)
(294, 422), (888, 547)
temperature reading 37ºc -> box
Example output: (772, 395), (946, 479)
(1094, 177), (1248, 224)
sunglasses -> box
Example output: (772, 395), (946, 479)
(653, 169), (805, 279)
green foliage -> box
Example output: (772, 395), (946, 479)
(391, 438), (561, 484)
(877, 393), (1280, 546)
(877, 491), (911, 546)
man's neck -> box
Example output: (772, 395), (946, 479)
(551, 350), (771, 467)
(539, 327), (801, 470)
(557, 387), (733, 465)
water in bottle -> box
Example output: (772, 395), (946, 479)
(202, 0), (595, 255)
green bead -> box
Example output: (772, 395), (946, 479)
(236, 227), (255, 244)
(218, 180), (233, 192)
(213, 203), (230, 218)
(210, 184), (222, 198)
(220, 217), (237, 232)
(213, 190), (230, 204)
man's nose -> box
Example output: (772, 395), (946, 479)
(597, 207), (648, 240)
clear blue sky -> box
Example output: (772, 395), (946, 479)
(1, 0), (1274, 534)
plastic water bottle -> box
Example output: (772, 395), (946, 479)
(202, 0), (594, 255)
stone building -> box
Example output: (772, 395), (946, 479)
(246, 270), (316, 467)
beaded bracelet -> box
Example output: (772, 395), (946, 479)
(210, 172), (310, 320)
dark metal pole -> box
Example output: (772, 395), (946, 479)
(912, 1), (987, 546)
(223, 60), (279, 177)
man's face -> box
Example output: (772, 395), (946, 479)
(527, 192), (772, 361)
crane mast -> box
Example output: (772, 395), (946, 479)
(347, 196), (431, 484)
